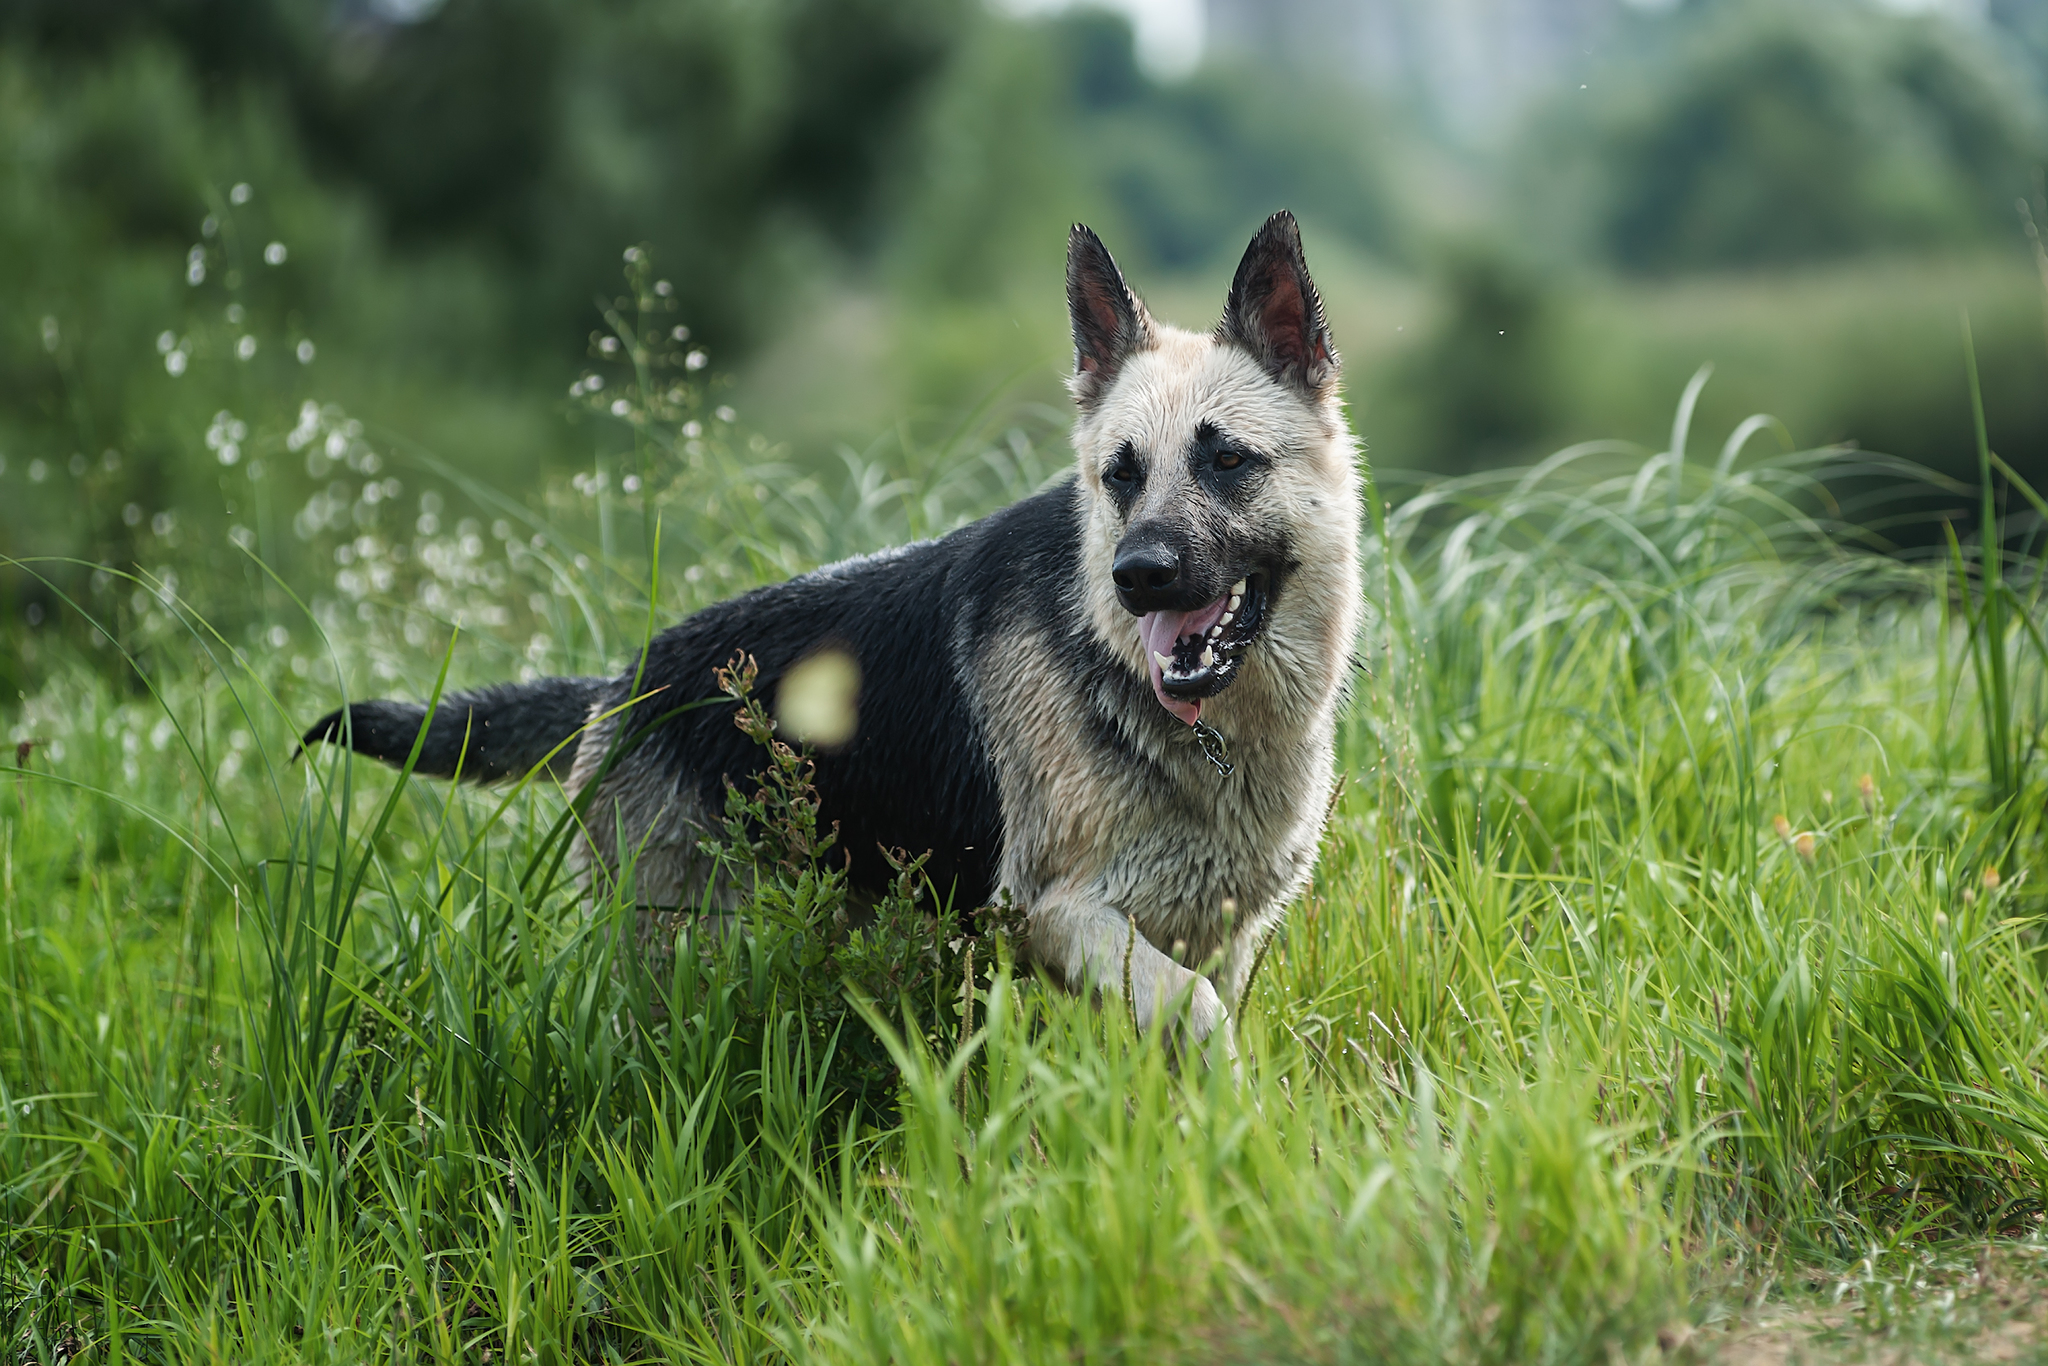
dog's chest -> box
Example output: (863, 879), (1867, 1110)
(1098, 731), (1326, 946)
(995, 690), (1331, 952)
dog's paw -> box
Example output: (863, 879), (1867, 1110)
(1151, 969), (1227, 1041)
(1184, 974), (1227, 1041)
(1153, 973), (1239, 1075)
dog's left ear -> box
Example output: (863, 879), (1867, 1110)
(1219, 210), (1338, 395)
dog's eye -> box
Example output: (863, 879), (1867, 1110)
(1108, 463), (1136, 484)
(1215, 450), (1243, 471)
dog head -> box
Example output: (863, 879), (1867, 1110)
(1068, 211), (1362, 733)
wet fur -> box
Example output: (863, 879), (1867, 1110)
(304, 211), (1362, 1048)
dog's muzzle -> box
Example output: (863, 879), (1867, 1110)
(1129, 570), (1273, 726)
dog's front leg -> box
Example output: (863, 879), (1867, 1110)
(1028, 881), (1230, 1049)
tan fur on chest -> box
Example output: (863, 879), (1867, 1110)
(976, 623), (1339, 973)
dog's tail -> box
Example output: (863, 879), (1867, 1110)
(298, 676), (610, 783)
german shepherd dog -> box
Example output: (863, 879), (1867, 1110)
(304, 210), (1362, 1050)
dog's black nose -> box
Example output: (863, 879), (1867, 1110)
(1112, 542), (1180, 609)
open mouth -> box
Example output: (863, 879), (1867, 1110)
(1138, 572), (1270, 726)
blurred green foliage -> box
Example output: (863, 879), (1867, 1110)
(1529, 0), (2047, 273)
(8, 0), (972, 351)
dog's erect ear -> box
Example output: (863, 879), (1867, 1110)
(1219, 210), (1338, 394)
(1067, 224), (1154, 409)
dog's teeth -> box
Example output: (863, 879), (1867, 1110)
(1231, 579), (1246, 597)
(1219, 612), (1234, 627)
(1153, 651), (1173, 670)
(1200, 646), (1215, 668)
(1227, 595), (1241, 613)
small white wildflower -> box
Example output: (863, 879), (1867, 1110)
(156, 331), (177, 354)
(123, 503), (142, 526)
(715, 405), (736, 423)
(264, 241), (287, 265)
(416, 513), (439, 535)
(671, 324), (690, 341)
(186, 247), (205, 285)
(622, 474), (642, 493)
(598, 336), (620, 355)
(684, 349), (708, 371)
(201, 215), (218, 238)
(267, 625), (288, 648)
(236, 335), (257, 361)
(151, 511), (174, 536)
(682, 421), (702, 438)
(287, 402), (319, 451)
(165, 350), (187, 376)
(230, 182), (252, 205)
(218, 444), (240, 466)
(584, 373), (603, 391)
(296, 339), (315, 364)
(654, 279), (672, 297)
(623, 245), (643, 263)
(610, 398), (630, 417)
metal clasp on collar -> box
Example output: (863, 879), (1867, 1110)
(1192, 718), (1234, 778)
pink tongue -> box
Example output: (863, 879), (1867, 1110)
(1138, 596), (1229, 727)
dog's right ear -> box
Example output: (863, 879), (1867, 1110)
(1067, 224), (1154, 410)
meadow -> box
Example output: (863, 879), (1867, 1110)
(7, 317), (2048, 1364)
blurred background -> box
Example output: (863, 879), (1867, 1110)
(3, 0), (2047, 690)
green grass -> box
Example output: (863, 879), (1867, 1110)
(7, 372), (2048, 1364)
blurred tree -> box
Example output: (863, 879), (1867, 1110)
(1389, 244), (1562, 472)
(895, 10), (1399, 300)
(2, 0), (973, 357)
(1058, 11), (1397, 275)
(1526, 0), (2048, 273)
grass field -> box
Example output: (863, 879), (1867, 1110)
(7, 357), (2048, 1364)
